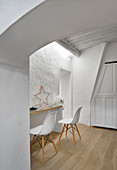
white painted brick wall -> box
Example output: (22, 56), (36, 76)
(30, 43), (72, 108)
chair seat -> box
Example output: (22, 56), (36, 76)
(30, 125), (43, 135)
(58, 118), (73, 124)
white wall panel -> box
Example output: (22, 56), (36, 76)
(105, 98), (114, 126)
(94, 98), (102, 124)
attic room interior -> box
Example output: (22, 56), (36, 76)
(0, 0), (117, 170)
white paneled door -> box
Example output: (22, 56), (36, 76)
(91, 63), (117, 129)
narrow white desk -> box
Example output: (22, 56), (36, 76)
(30, 105), (63, 133)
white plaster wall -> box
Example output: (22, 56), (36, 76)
(30, 43), (72, 108)
(60, 70), (72, 118)
(0, 63), (30, 170)
(103, 42), (117, 62)
(72, 43), (106, 125)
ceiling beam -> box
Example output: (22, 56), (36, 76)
(57, 39), (80, 57)
(66, 24), (117, 42)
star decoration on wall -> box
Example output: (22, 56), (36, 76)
(34, 85), (50, 107)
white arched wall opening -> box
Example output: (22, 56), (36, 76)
(1, 1), (117, 170)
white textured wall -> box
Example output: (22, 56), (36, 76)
(30, 43), (72, 108)
(30, 43), (72, 131)
(73, 43), (106, 125)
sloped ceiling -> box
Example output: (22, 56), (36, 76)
(1, 0), (117, 66)
(60, 24), (117, 56)
(0, 0), (45, 35)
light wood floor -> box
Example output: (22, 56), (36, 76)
(31, 123), (117, 170)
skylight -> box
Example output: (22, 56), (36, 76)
(47, 41), (73, 58)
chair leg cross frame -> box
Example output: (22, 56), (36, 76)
(59, 124), (81, 146)
(31, 134), (54, 148)
(30, 133), (57, 165)
(31, 135), (42, 148)
(60, 124), (81, 138)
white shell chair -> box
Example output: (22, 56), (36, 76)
(58, 107), (82, 146)
(30, 111), (57, 165)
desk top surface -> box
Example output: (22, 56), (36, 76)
(30, 105), (62, 115)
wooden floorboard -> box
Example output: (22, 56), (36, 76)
(31, 124), (117, 170)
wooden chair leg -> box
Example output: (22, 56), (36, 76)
(41, 136), (42, 147)
(66, 124), (69, 137)
(59, 124), (65, 142)
(30, 136), (35, 150)
(75, 124), (81, 140)
(72, 125), (76, 146)
(42, 136), (45, 165)
(49, 133), (57, 153)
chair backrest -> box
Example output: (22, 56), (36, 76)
(71, 107), (82, 125)
(39, 111), (57, 135)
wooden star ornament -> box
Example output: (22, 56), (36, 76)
(34, 85), (50, 107)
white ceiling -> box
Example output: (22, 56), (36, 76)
(1, 0), (117, 37)
(1, 0), (117, 67)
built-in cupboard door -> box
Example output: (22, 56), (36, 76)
(91, 63), (117, 129)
